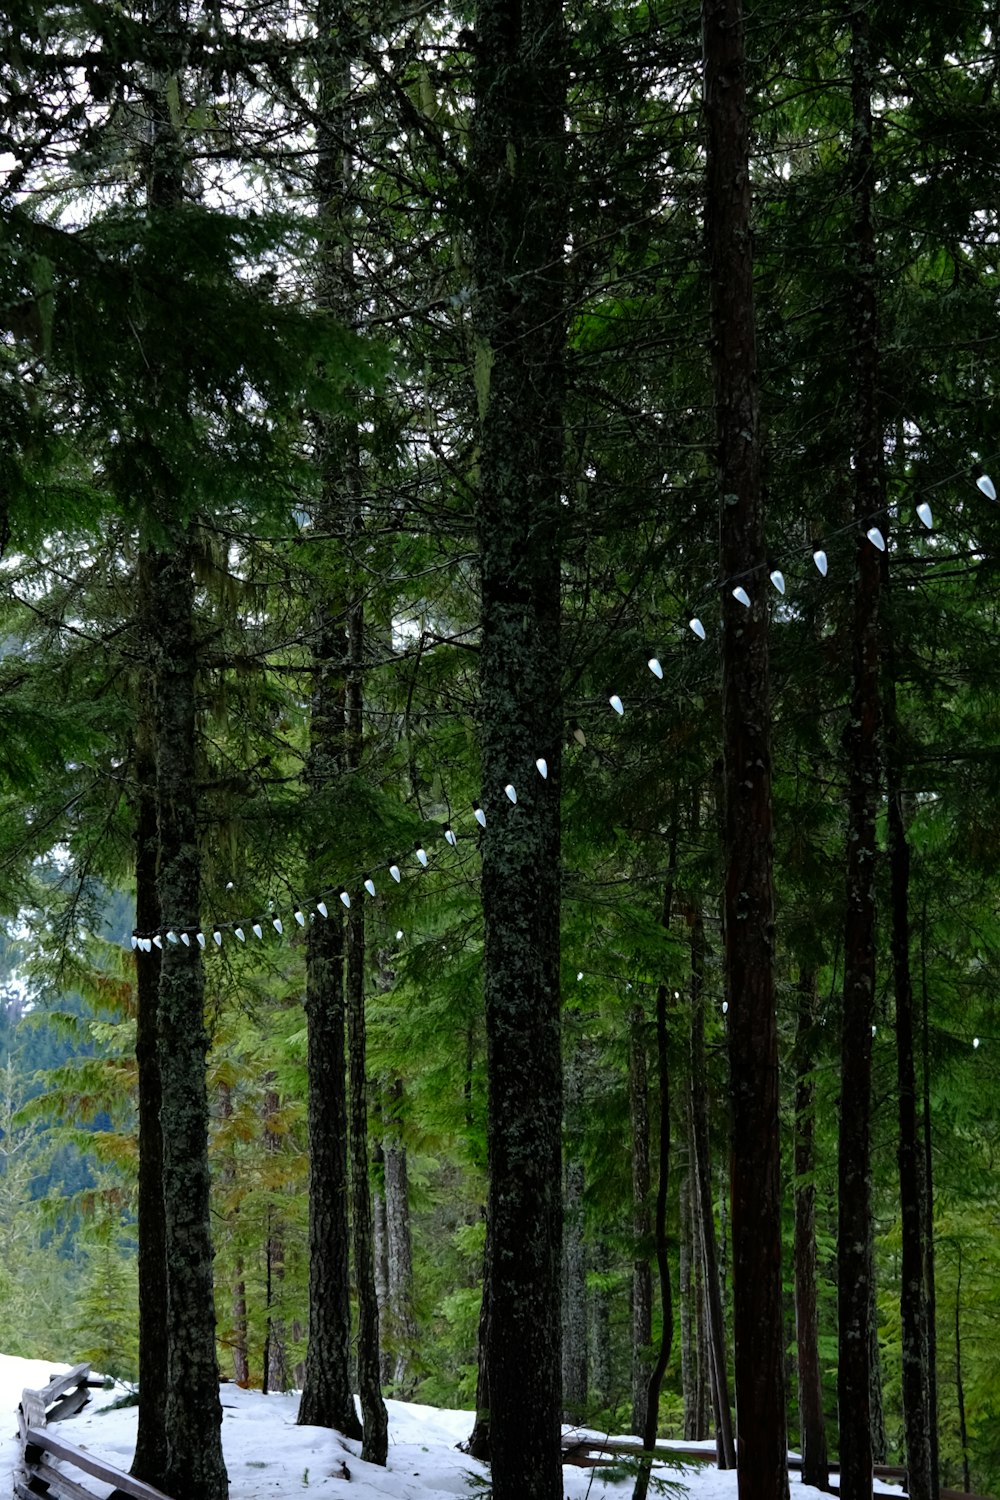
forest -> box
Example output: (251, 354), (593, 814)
(2, 0), (1000, 1498)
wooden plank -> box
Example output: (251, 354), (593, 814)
(25, 1427), (176, 1500)
(39, 1367), (91, 1408)
(20, 1392), (47, 1431)
(47, 1386), (91, 1424)
(31, 1456), (103, 1500)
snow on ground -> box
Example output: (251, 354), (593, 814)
(0, 1352), (903, 1500)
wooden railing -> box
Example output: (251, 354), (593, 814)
(16, 1364), (174, 1500)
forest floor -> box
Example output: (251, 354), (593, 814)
(0, 1353), (904, 1500)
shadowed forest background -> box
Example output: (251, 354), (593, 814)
(3, 2), (1000, 1499)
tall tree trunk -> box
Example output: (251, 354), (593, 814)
(470, 0), (567, 1491)
(347, 897), (389, 1462)
(687, 910), (736, 1469)
(703, 0), (787, 1493)
(383, 1081), (416, 1395)
(131, 550), (169, 1484)
(262, 1081), (290, 1396)
(372, 1141), (391, 1388)
(152, 536), (228, 1500)
(838, 11), (881, 1500)
(298, 0), (362, 1441)
(679, 1171), (700, 1441)
(885, 655), (934, 1500)
(792, 972), (829, 1490)
(562, 1052), (588, 1422)
(217, 1081), (249, 1387)
(920, 908), (940, 1489)
(629, 1002), (652, 1435)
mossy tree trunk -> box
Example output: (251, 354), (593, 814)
(704, 0), (788, 1494)
(469, 0), (567, 1490)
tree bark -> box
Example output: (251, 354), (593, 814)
(687, 910), (736, 1469)
(792, 972), (829, 1490)
(130, 547), (169, 1485)
(562, 1052), (587, 1422)
(837, 12), (881, 1500)
(885, 662), (934, 1500)
(347, 899), (388, 1462)
(470, 0), (567, 1491)
(383, 1080), (417, 1396)
(703, 0), (787, 1493)
(152, 536), (228, 1500)
(629, 1002), (652, 1435)
(262, 1080), (290, 1396)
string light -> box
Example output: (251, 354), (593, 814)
(974, 1036), (981, 1049)
(129, 449), (1000, 958)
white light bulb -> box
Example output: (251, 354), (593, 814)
(130, 935), (139, 950)
(235, 926), (245, 942)
(140, 937), (152, 952)
(769, 570), (785, 595)
(872, 1024), (877, 1036)
(364, 878), (376, 898)
(152, 934), (163, 949)
(722, 1001), (729, 1014)
(505, 784), (517, 803)
(340, 890), (351, 908)
(317, 901), (328, 918)
(213, 930), (222, 946)
(180, 932), (190, 947)
(416, 845), (428, 865)
(395, 929), (403, 941)
(572, 724), (587, 746)
(577, 972), (584, 982)
(732, 586), (751, 608)
(813, 549), (828, 577)
(917, 501), (933, 529)
(166, 930), (178, 944)
(689, 617), (706, 640)
(252, 922), (263, 940)
(444, 826), (457, 846)
(272, 916), (283, 934)
(977, 474), (997, 501)
(867, 526), (886, 551)
(536, 757), (548, 777)
(609, 694), (624, 715)
(974, 1036), (980, 1049)
(390, 864), (401, 882)
(294, 909), (306, 926)
(196, 931), (206, 948)
(647, 657), (663, 679)
(474, 804), (487, 827)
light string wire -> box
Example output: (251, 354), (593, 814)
(130, 461), (998, 952)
